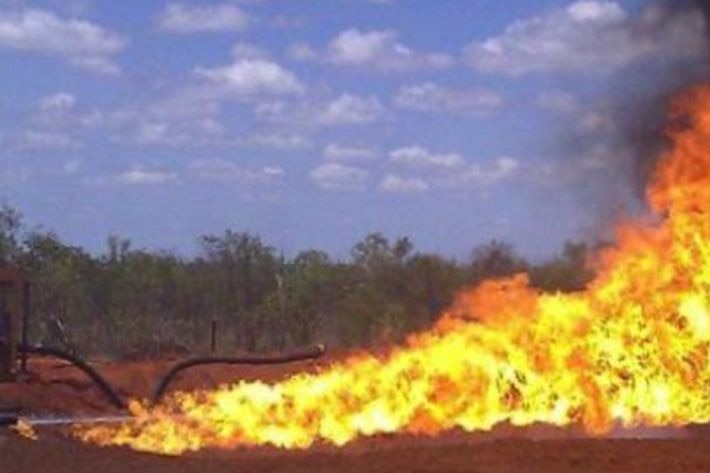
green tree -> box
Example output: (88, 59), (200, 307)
(404, 254), (463, 326)
(280, 250), (334, 347)
(199, 231), (279, 350)
(19, 230), (94, 353)
(0, 205), (22, 264)
(341, 234), (416, 344)
(468, 240), (528, 284)
(530, 240), (595, 292)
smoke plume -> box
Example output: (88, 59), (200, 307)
(554, 0), (710, 239)
(621, 0), (710, 198)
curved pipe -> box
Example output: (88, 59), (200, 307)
(19, 344), (126, 410)
(151, 344), (326, 405)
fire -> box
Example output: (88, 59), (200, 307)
(14, 420), (39, 441)
(77, 85), (710, 455)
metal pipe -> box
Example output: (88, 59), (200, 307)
(150, 344), (326, 405)
(1, 412), (136, 428)
(18, 344), (125, 410)
(1, 345), (327, 430)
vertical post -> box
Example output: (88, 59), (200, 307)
(276, 272), (286, 351)
(20, 281), (29, 373)
(0, 279), (17, 382)
(210, 318), (217, 354)
(0, 291), (9, 382)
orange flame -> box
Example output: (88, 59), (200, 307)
(77, 85), (710, 455)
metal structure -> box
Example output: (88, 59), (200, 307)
(0, 265), (29, 382)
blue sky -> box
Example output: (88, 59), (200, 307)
(0, 0), (705, 260)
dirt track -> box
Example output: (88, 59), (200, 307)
(4, 432), (710, 473)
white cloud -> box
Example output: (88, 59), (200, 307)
(323, 143), (377, 162)
(230, 42), (268, 60)
(158, 3), (248, 34)
(0, 8), (126, 74)
(263, 166), (284, 178)
(388, 145), (519, 190)
(97, 57), (301, 150)
(389, 145), (465, 171)
(464, 1), (707, 75)
(35, 92), (83, 131)
(287, 42), (317, 61)
(89, 51), (302, 149)
(249, 132), (310, 150)
(103, 89), (225, 148)
(318, 94), (384, 125)
(39, 92), (76, 112)
(379, 175), (428, 194)
(393, 83), (502, 114)
(16, 130), (77, 150)
(254, 94), (385, 130)
(188, 160), (284, 184)
(291, 28), (454, 72)
(447, 156), (519, 187)
(310, 163), (368, 190)
(116, 166), (177, 186)
(195, 58), (304, 97)
(253, 101), (289, 122)
(329, 29), (394, 65)
(97, 55), (303, 149)
(7, 92), (97, 150)
(528, 144), (621, 187)
(78, 109), (104, 128)
(567, 1), (624, 22)
(133, 122), (170, 145)
(577, 110), (614, 134)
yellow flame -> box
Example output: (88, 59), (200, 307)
(77, 85), (710, 455)
(14, 420), (39, 441)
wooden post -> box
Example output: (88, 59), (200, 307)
(0, 290), (11, 382)
(0, 266), (28, 381)
(210, 318), (217, 354)
(20, 281), (30, 373)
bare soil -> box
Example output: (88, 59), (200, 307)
(4, 432), (710, 473)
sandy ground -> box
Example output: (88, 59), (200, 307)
(3, 353), (710, 472)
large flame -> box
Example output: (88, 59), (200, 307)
(78, 85), (710, 455)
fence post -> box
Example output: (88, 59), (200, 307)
(210, 318), (217, 354)
(20, 282), (30, 373)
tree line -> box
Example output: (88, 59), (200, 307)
(0, 205), (596, 359)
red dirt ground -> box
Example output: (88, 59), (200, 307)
(2, 354), (710, 472)
(4, 432), (710, 473)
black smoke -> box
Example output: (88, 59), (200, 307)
(555, 1), (710, 227)
(544, 1), (710, 243)
(621, 0), (710, 197)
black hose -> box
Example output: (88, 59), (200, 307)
(0, 411), (19, 427)
(18, 344), (126, 410)
(150, 344), (326, 405)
